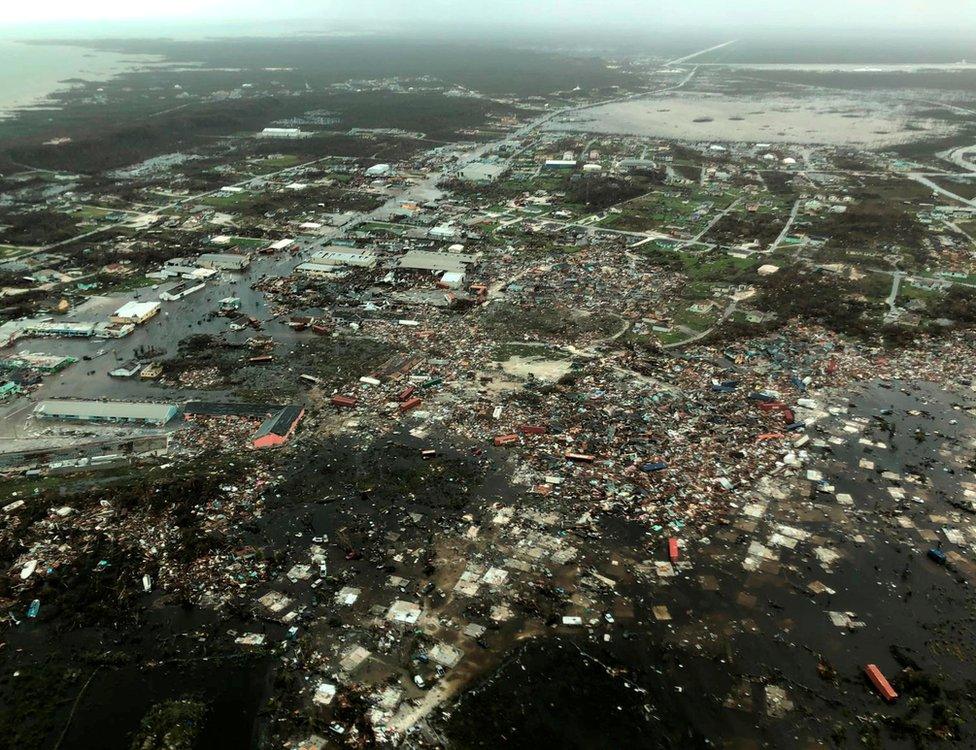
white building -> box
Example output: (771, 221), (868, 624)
(111, 301), (161, 325)
(197, 253), (251, 272)
(429, 224), (458, 240)
(259, 127), (305, 139)
(160, 281), (206, 301)
(296, 247), (378, 276)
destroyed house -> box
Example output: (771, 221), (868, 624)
(250, 405), (305, 448)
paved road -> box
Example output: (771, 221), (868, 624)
(886, 271), (905, 316)
(666, 40), (738, 66)
(663, 297), (739, 350)
(677, 197), (743, 250)
(909, 173), (976, 208)
(769, 199), (802, 253)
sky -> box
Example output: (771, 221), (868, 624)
(2, 0), (974, 32)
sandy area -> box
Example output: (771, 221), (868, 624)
(546, 91), (957, 146)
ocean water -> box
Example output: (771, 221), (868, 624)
(0, 40), (160, 118)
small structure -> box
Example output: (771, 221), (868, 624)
(0, 382), (22, 399)
(439, 271), (465, 289)
(365, 163), (392, 177)
(109, 361), (143, 378)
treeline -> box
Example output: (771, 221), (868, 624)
(5, 97), (303, 175)
(0, 209), (78, 246)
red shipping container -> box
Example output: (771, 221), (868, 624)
(399, 397), (422, 412)
(493, 434), (519, 447)
(519, 424), (548, 435)
(565, 452), (595, 463)
(396, 386), (416, 402)
(331, 395), (357, 408)
(668, 538), (679, 563)
(864, 664), (898, 703)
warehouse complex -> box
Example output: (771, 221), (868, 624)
(33, 400), (181, 426)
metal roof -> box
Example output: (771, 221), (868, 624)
(34, 400), (179, 423)
(252, 405), (304, 439)
(395, 250), (478, 273)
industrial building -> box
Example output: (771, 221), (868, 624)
(296, 247), (379, 277)
(26, 321), (95, 337)
(34, 400), (180, 426)
(456, 161), (506, 183)
(313, 247), (378, 268)
(619, 158), (657, 173)
(160, 281), (206, 301)
(1, 351), (77, 373)
(295, 263), (342, 279)
(155, 259), (216, 281)
(259, 127), (307, 139)
(197, 253), (251, 272)
(21, 321), (135, 340)
(395, 249), (479, 274)
(429, 224), (459, 240)
(111, 301), (161, 325)
(544, 159), (578, 170)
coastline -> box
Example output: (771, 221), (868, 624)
(0, 39), (163, 120)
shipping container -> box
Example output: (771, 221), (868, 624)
(400, 397), (422, 412)
(864, 664), (898, 703)
(565, 452), (595, 463)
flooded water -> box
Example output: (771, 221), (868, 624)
(442, 380), (976, 748)
(0, 40), (161, 118)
